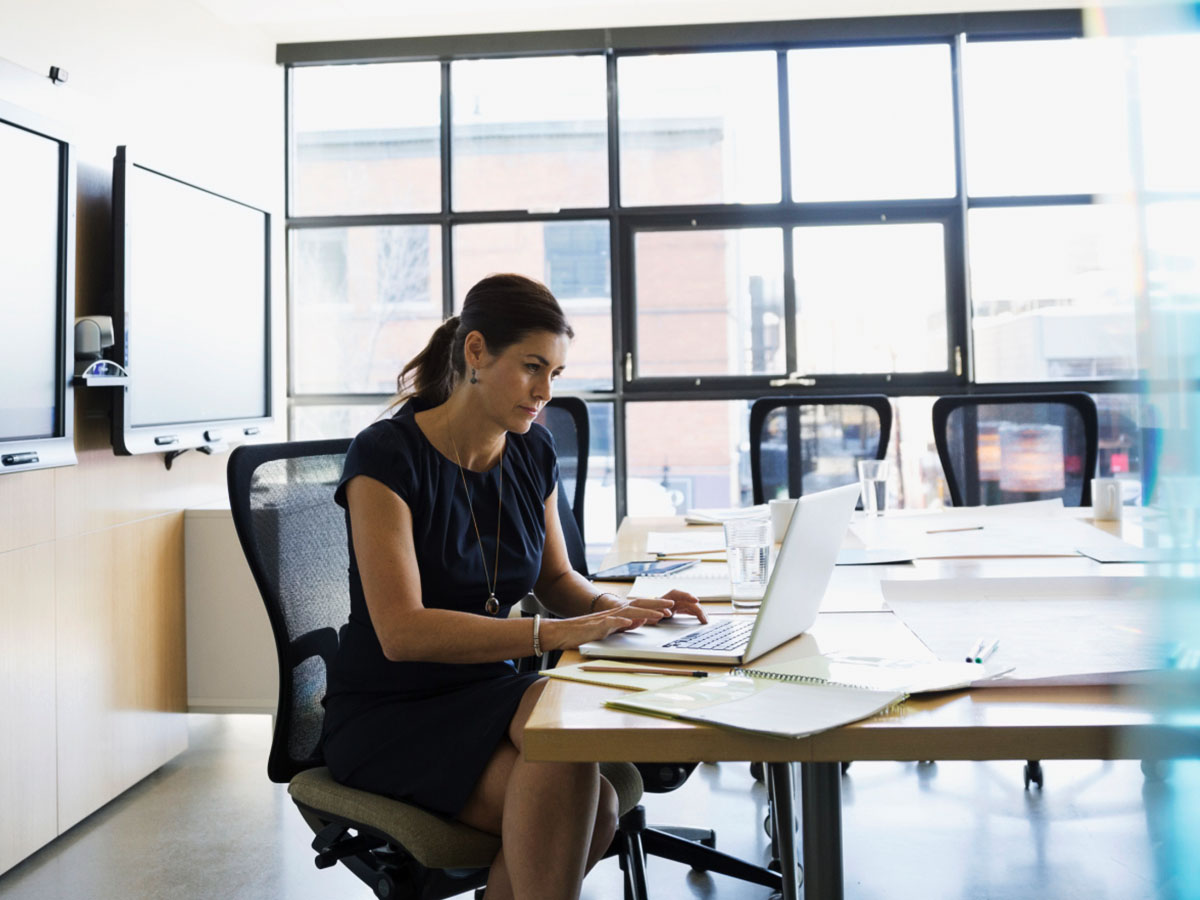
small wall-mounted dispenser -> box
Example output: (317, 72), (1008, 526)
(74, 315), (129, 385)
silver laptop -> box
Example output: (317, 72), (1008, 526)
(579, 482), (862, 665)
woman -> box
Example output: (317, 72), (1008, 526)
(323, 273), (706, 900)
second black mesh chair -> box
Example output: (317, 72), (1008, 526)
(932, 392), (1099, 508)
(749, 395), (893, 505)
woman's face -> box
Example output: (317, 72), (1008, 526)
(471, 329), (570, 434)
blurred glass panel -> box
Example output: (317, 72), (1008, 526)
(626, 400), (753, 513)
(289, 402), (389, 440)
(1134, 34), (1200, 193)
(793, 223), (947, 375)
(969, 205), (1139, 382)
(451, 56), (608, 212)
(1095, 393), (1145, 504)
(635, 229), (784, 377)
(964, 38), (1131, 197)
(618, 51), (781, 207)
(291, 63), (441, 216)
(789, 44), (955, 202)
(291, 225), (443, 394)
(452, 222), (612, 390)
(890, 396), (945, 510)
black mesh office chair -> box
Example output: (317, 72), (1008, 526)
(932, 393), (1099, 509)
(932, 392), (1099, 789)
(226, 438), (647, 899)
(749, 395), (894, 505)
(535, 398), (783, 896)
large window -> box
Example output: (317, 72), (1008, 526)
(286, 14), (1186, 520)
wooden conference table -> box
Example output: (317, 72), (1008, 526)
(524, 509), (1187, 900)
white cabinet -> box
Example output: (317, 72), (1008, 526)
(184, 507), (278, 712)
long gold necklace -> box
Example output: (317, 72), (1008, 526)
(448, 427), (504, 616)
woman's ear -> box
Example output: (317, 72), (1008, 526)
(462, 330), (489, 370)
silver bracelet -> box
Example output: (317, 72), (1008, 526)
(589, 591), (614, 613)
(532, 613), (543, 657)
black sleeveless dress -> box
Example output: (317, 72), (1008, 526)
(322, 399), (553, 817)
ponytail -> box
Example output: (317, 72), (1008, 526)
(393, 314), (463, 408)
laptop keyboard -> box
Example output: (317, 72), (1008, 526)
(663, 619), (755, 652)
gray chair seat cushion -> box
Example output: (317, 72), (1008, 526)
(289, 763), (642, 870)
(289, 767), (500, 868)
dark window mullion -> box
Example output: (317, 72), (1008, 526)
(440, 60), (454, 315)
(950, 32), (972, 385)
(606, 48), (629, 521)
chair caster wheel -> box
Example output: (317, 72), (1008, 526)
(750, 761), (764, 783)
(1024, 760), (1043, 789)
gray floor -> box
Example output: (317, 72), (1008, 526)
(1, 714), (1195, 899)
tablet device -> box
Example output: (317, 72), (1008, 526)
(591, 559), (698, 582)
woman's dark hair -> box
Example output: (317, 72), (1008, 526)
(394, 273), (574, 407)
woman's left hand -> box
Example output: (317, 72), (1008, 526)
(626, 590), (708, 625)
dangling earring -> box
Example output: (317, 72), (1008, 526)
(470, 368), (478, 384)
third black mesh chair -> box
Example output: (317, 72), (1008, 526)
(749, 395), (893, 505)
(932, 392), (1099, 508)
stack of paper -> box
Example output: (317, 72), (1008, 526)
(683, 505), (768, 525)
(739, 654), (1002, 694)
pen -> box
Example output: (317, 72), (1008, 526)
(975, 639), (1000, 664)
(965, 637), (985, 663)
(580, 665), (709, 678)
(654, 553), (727, 562)
(927, 525), (985, 534)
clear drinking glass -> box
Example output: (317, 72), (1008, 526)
(723, 514), (771, 609)
(857, 459), (890, 516)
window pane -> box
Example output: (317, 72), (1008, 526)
(581, 401), (618, 567)
(290, 402), (388, 440)
(789, 44), (955, 202)
(890, 397), (945, 510)
(451, 56), (608, 212)
(291, 225), (443, 394)
(618, 51), (781, 207)
(291, 63), (441, 216)
(1135, 35), (1200, 193)
(793, 223), (947, 375)
(626, 400), (753, 512)
(452, 222), (612, 390)
(634, 229), (784, 377)
(964, 39), (1131, 197)
(969, 206), (1138, 382)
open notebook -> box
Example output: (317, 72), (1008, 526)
(605, 668), (906, 739)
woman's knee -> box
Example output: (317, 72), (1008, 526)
(594, 776), (619, 842)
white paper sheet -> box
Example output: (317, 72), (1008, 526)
(879, 576), (1168, 682)
(851, 513), (1122, 559)
(645, 531), (726, 556)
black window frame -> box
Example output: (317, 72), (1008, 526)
(281, 9), (1181, 520)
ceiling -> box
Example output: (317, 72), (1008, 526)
(190, 0), (1071, 44)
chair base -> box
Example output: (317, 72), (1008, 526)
(617, 805), (783, 900)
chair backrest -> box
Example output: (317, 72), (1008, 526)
(748, 395), (893, 505)
(227, 439), (352, 783)
(932, 392), (1099, 507)
(535, 396), (590, 576)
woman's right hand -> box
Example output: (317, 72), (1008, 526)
(541, 602), (668, 651)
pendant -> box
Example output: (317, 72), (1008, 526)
(485, 594), (500, 616)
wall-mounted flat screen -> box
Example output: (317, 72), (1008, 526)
(112, 146), (271, 456)
(0, 97), (76, 474)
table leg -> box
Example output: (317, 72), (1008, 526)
(800, 761), (843, 900)
(766, 762), (801, 900)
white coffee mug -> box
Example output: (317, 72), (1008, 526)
(769, 498), (798, 542)
(1091, 477), (1123, 521)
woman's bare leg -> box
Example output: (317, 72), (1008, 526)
(457, 679), (616, 900)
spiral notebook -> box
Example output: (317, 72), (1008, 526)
(605, 667), (906, 739)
